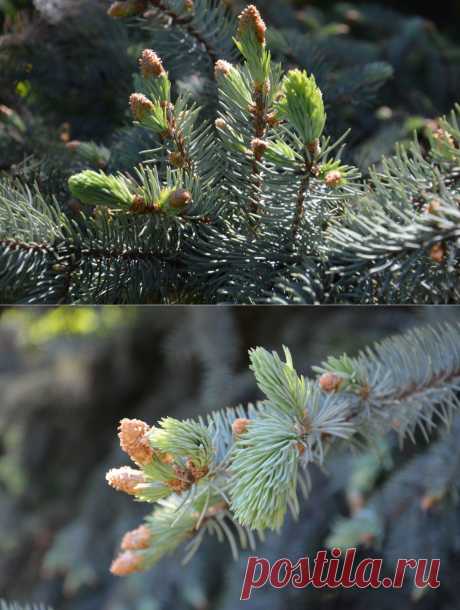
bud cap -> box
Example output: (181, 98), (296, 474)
(106, 466), (146, 495)
(110, 551), (144, 576)
(118, 418), (154, 466)
(139, 49), (166, 78)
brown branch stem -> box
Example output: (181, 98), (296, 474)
(292, 156), (313, 242)
(248, 87), (268, 218)
(148, 0), (218, 66)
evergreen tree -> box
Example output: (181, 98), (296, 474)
(105, 322), (460, 575)
(0, 1), (459, 303)
(2, 307), (459, 609)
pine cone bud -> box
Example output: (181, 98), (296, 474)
(129, 93), (154, 121)
(108, 0), (147, 18)
(121, 525), (152, 551)
(169, 189), (192, 210)
(106, 466), (146, 495)
(215, 118), (226, 130)
(139, 49), (166, 78)
(251, 138), (268, 159)
(214, 60), (233, 79)
(110, 551), (144, 576)
(324, 170), (343, 188)
(430, 243), (445, 264)
(118, 418), (154, 466)
(237, 5), (266, 45)
(232, 418), (250, 436)
(319, 372), (343, 393)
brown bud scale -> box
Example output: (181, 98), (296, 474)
(324, 170), (343, 188)
(319, 372), (343, 393)
(232, 418), (251, 436)
(430, 243), (445, 264)
(169, 189), (192, 210)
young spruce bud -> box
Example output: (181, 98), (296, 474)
(68, 170), (133, 208)
(324, 170), (344, 188)
(169, 189), (192, 211)
(232, 418), (251, 437)
(251, 138), (268, 159)
(276, 70), (326, 145)
(118, 418), (154, 466)
(106, 466), (146, 495)
(237, 5), (266, 46)
(110, 551), (145, 576)
(121, 525), (152, 551)
(129, 93), (154, 121)
(139, 49), (166, 79)
(234, 5), (269, 87)
(319, 372), (343, 393)
(215, 60), (234, 79)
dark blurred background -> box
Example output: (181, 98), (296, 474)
(1, 306), (460, 610)
(300, 0), (460, 27)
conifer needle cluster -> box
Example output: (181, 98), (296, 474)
(106, 322), (460, 575)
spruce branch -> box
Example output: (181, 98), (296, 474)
(108, 0), (235, 82)
(324, 105), (460, 303)
(229, 5), (271, 219)
(1, 2), (456, 304)
(292, 166), (311, 241)
(145, 0), (222, 66)
(326, 414), (460, 561)
(106, 322), (460, 575)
